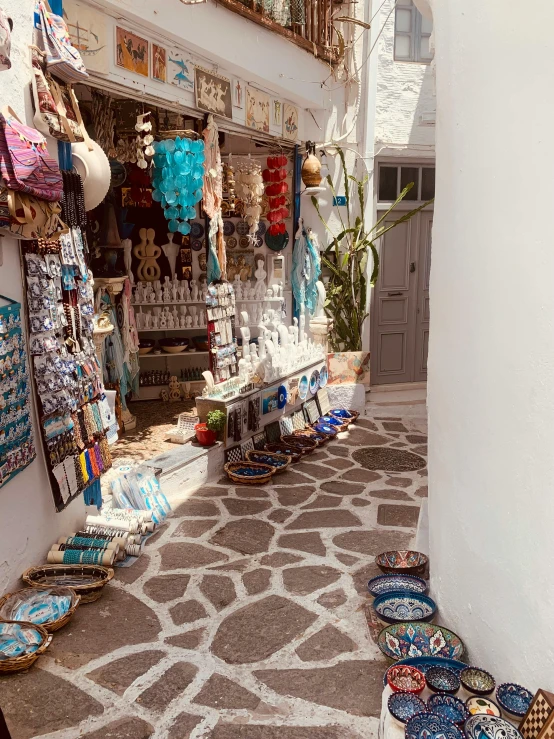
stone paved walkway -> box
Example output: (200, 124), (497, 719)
(1, 401), (427, 739)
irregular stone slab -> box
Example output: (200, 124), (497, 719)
(340, 469), (382, 483)
(302, 495), (342, 509)
(406, 435), (427, 444)
(200, 575), (236, 611)
(326, 444), (350, 457)
(260, 552), (303, 567)
(144, 574), (190, 603)
(386, 477), (412, 488)
(276, 486), (316, 506)
(173, 519), (217, 538)
(278, 532), (326, 556)
(168, 713), (203, 739)
(243, 568), (271, 595)
(351, 498), (371, 507)
(352, 562), (396, 594)
(377, 504), (420, 528)
(268, 508), (293, 522)
(82, 718), (154, 739)
(255, 660), (385, 717)
(344, 429), (390, 447)
(0, 668), (104, 739)
(309, 451), (330, 461)
(334, 529), (411, 556)
(209, 558), (251, 572)
(369, 488), (412, 501)
(352, 447), (425, 472)
(296, 625), (357, 662)
(285, 510), (362, 530)
(317, 589), (348, 609)
(170, 600), (208, 625)
(166, 629), (205, 650)
(319, 481), (364, 496)
(324, 458), (354, 470)
(210, 727), (363, 739)
(136, 662), (198, 712)
(193, 673), (260, 709)
(417, 468), (428, 477)
(145, 523), (168, 547)
(391, 442), (408, 448)
(194, 486), (229, 497)
(294, 462), (336, 480)
(383, 421), (408, 432)
(211, 519), (275, 555)
(357, 418), (378, 431)
(160, 542), (228, 570)
(282, 565), (341, 595)
(115, 553), (150, 585)
(376, 416), (401, 420)
(235, 486), (270, 498)
(335, 553), (360, 566)
(415, 485), (428, 497)
(211, 595), (318, 664)
(49, 588), (160, 669)
(173, 499), (219, 517)
(272, 470), (314, 485)
(87, 650), (164, 695)
(222, 498), (271, 516)
(413, 445), (428, 455)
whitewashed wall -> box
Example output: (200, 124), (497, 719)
(427, 0), (554, 689)
(0, 0), (85, 593)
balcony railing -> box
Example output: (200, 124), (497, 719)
(215, 0), (336, 61)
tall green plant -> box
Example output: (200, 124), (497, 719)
(312, 148), (433, 351)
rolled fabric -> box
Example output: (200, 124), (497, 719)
(85, 514), (141, 534)
(57, 536), (118, 551)
(47, 549), (115, 566)
(51, 542), (120, 557)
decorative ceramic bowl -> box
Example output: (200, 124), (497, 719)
(382, 657), (468, 688)
(388, 692), (426, 724)
(377, 622), (465, 662)
(386, 664), (426, 694)
(428, 694), (469, 726)
(192, 336), (209, 352)
(426, 665), (461, 694)
(406, 712), (465, 739)
(312, 422), (338, 437)
(376, 550), (429, 576)
(465, 697), (502, 718)
(368, 574), (428, 598)
(460, 667), (496, 697)
(139, 339), (155, 355)
(245, 450), (291, 472)
(464, 714), (524, 739)
(496, 683), (533, 719)
(160, 337), (189, 353)
(265, 443), (302, 462)
(224, 461), (275, 485)
(373, 591), (437, 624)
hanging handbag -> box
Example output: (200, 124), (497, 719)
(30, 46), (84, 143)
(0, 106), (63, 201)
(0, 185), (65, 239)
(36, 0), (88, 84)
(0, 6), (12, 71)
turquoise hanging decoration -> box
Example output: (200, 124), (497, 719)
(151, 137), (205, 234)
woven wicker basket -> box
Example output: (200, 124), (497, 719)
(0, 620), (52, 674)
(265, 442), (303, 462)
(224, 461), (275, 485)
(330, 409), (360, 424)
(0, 587), (80, 633)
(281, 434), (317, 454)
(245, 450), (292, 473)
(292, 428), (328, 445)
(22, 565), (114, 604)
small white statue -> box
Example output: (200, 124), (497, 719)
(159, 311), (167, 329)
(190, 280), (199, 301)
(314, 280), (326, 319)
(167, 312), (175, 329)
(185, 315), (193, 328)
(151, 314), (159, 329)
(144, 312), (152, 329)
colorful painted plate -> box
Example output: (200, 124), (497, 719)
(277, 385), (288, 409)
(465, 697), (502, 718)
(223, 220), (235, 236)
(368, 574), (428, 598)
(319, 365), (328, 387)
(388, 692), (426, 724)
(464, 715), (524, 739)
(191, 222), (204, 238)
(425, 665), (461, 694)
(427, 695), (470, 726)
(256, 221), (267, 237)
(309, 369), (320, 394)
(460, 667), (496, 697)
(406, 712), (464, 739)
(298, 375), (308, 400)
(377, 622), (465, 662)
(226, 236), (237, 249)
(239, 236), (250, 248)
(236, 220), (250, 236)
(373, 591), (437, 625)
(496, 684), (533, 718)
(191, 239), (203, 251)
(376, 550), (429, 576)
(265, 230), (290, 252)
(382, 657), (468, 688)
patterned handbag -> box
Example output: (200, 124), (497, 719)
(36, 0), (88, 84)
(0, 185), (64, 239)
(0, 106), (63, 202)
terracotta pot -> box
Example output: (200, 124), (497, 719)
(302, 152), (322, 187)
(195, 423), (216, 446)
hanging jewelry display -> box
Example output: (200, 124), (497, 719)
(235, 156), (264, 246)
(21, 173), (112, 511)
(203, 115), (224, 282)
(206, 281), (237, 384)
(0, 296), (36, 487)
(91, 90), (116, 158)
(151, 136), (205, 235)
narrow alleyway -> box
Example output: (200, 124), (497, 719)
(1, 399), (427, 739)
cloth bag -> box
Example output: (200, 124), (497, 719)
(0, 106), (63, 201)
(36, 0), (88, 83)
(0, 186), (64, 239)
(0, 6), (12, 71)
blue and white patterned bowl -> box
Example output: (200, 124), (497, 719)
(388, 692), (426, 724)
(465, 714), (524, 739)
(496, 683), (533, 718)
(460, 667), (496, 697)
(368, 574), (428, 598)
(382, 657), (468, 687)
(428, 694), (469, 726)
(377, 622), (465, 662)
(426, 665), (461, 694)
(406, 712), (465, 739)
(373, 591), (437, 624)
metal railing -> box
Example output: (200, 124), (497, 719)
(216, 0), (336, 60)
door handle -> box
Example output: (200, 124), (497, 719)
(387, 292), (404, 296)
(410, 262), (416, 273)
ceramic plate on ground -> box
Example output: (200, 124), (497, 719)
(460, 667), (496, 696)
(373, 591), (437, 624)
(466, 697), (502, 718)
(464, 715), (524, 739)
(383, 657), (468, 687)
(277, 385), (287, 409)
(377, 622), (465, 662)
(368, 574), (428, 598)
(298, 375), (308, 400)
(191, 222), (204, 238)
(428, 694), (470, 726)
(312, 422), (338, 437)
(426, 665), (461, 694)
(496, 684), (533, 718)
(319, 365), (328, 387)
(388, 692), (426, 724)
(406, 712), (464, 739)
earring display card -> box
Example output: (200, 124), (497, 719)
(292, 410), (305, 430)
(0, 296), (36, 488)
(317, 388), (331, 416)
(305, 398), (320, 424)
(264, 421), (281, 443)
(225, 445), (242, 464)
(207, 281), (238, 385)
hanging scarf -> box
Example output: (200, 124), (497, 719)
(291, 224), (321, 315)
(203, 115), (225, 281)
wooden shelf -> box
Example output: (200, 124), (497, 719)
(140, 351), (209, 359)
(138, 327), (207, 333)
(133, 301), (206, 307)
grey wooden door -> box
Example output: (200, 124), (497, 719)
(370, 210), (432, 385)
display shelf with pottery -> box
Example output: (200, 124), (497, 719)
(140, 352), (209, 359)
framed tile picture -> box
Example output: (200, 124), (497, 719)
(195, 66), (232, 118)
(317, 388), (331, 416)
(305, 398), (320, 424)
(292, 410), (306, 431)
(225, 445), (242, 464)
(152, 43), (167, 82)
(116, 27), (149, 77)
(264, 421), (281, 444)
(253, 432), (266, 450)
(241, 438), (254, 457)
(279, 416), (294, 436)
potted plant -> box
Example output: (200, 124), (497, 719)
(195, 410), (226, 446)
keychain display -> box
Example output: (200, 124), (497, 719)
(22, 174), (112, 511)
(0, 296), (36, 487)
(206, 281), (238, 384)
